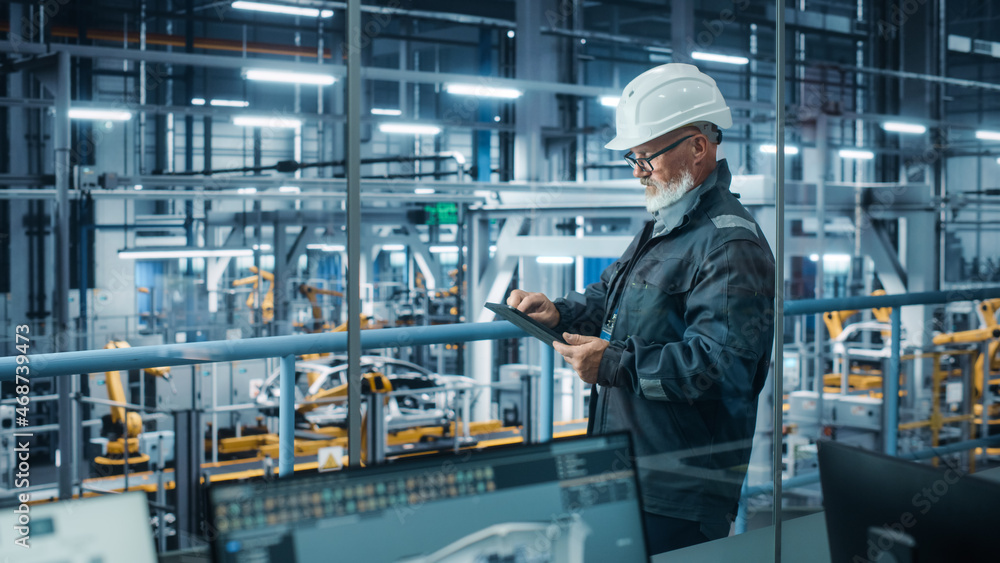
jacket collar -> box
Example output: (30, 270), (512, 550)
(650, 159), (730, 237)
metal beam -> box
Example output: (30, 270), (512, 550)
(346, 0), (363, 468)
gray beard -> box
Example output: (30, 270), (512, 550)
(644, 169), (695, 213)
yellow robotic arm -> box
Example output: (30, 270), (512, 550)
(298, 283), (344, 333)
(232, 266), (275, 323)
(933, 298), (1000, 405)
(97, 341), (171, 467)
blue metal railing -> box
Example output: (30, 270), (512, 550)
(4, 287), (1000, 483)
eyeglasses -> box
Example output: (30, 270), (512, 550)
(624, 135), (694, 172)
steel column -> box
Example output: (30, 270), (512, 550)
(346, 0), (363, 468)
(773, 2), (787, 558)
(278, 354), (295, 477)
(885, 308), (902, 455)
(538, 343), (554, 443)
(54, 49), (75, 502)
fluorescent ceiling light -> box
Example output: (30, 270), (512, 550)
(211, 99), (250, 107)
(232, 116), (302, 128)
(133, 184), (143, 190)
(882, 122), (926, 134)
(536, 256), (575, 265)
(997, 157), (1000, 165)
(759, 144), (800, 155)
(243, 68), (335, 85)
(378, 123), (441, 135)
(600, 96), (620, 107)
(278, 185), (300, 193)
(838, 149), (875, 160)
(414, 188), (436, 195)
(976, 130), (1000, 141)
(445, 83), (522, 99)
(306, 243), (345, 252)
(507, 30), (515, 39)
(371, 108), (402, 116)
(237, 187), (257, 194)
(381, 244), (405, 251)
(429, 245), (460, 253)
(69, 108), (132, 121)
(252, 244), (272, 251)
(119, 247), (253, 259)
(232, 1), (333, 18)
(692, 52), (750, 65)
(191, 98), (206, 105)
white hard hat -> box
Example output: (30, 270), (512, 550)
(605, 63), (733, 151)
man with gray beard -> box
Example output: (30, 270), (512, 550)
(508, 63), (775, 554)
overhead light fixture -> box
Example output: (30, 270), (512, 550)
(243, 68), (335, 85)
(445, 83), (522, 99)
(252, 244), (272, 251)
(759, 144), (800, 155)
(381, 244), (406, 251)
(211, 99), (250, 107)
(976, 130), (1000, 141)
(507, 30), (515, 39)
(536, 256), (575, 265)
(378, 123), (441, 135)
(429, 245), (460, 254)
(600, 96), (620, 107)
(278, 185), (301, 193)
(232, 1), (333, 18)
(119, 247), (254, 260)
(232, 116), (302, 128)
(838, 149), (875, 160)
(69, 108), (132, 121)
(414, 188), (436, 195)
(997, 157), (1000, 165)
(882, 122), (926, 134)
(306, 243), (345, 252)
(237, 187), (257, 194)
(371, 108), (402, 116)
(691, 52), (750, 65)
(191, 98), (206, 106)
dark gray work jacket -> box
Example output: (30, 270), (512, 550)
(553, 160), (776, 530)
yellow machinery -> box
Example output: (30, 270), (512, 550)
(298, 283), (344, 333)
(232, 266), (275, 323)
(95, 341), (171, 467)
(822, 290), (893, 392)
(932, 299), (1000, 421)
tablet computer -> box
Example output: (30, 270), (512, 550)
(485, 302), (567, 346)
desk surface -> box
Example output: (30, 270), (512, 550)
(653, 465), (1000, 563)
(157, 468), (1000, 563)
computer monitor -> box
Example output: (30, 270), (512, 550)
(0, 491), (156, 563)
(817, 440), (1000, 562)
(209, 433), (647, 562)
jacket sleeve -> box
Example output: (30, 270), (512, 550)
(551, 260), (617, 338)
(598, 239), (775, 402)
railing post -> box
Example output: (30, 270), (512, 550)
(279, 354), (295, 477)
(367, 393), (385, 465)
(885, 307), (902, 455)
(520, 372), (534, 445)
(539, 344), (554, 443)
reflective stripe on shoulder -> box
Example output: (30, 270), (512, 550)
(640, 378), (667, 399)
(711, 214), (758, 237)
